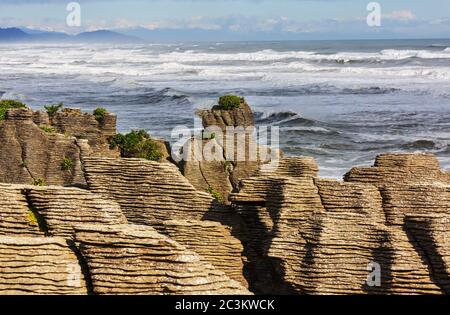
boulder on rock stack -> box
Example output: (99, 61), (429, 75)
(74, 224), (251, 295)
(0, 237), (88, 295)
(197, 98), (255, 130)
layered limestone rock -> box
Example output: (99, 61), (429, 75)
(74, 224), (251, 295)
(181, 101), (281, 203)
(0, 108), (85, 186)
(345, 153), (449, 293)
(2, 101), (450, 296)
(405, 215), (450, 294)
(178, 138), (234, 202)
(381, 183), (450, 226)
(264, 179), (388, 295)
(0, 184), (44, 236)
(313, 180), (441, 294)
(82, 157), (233, 227)
(159, 219), (247, 287)
(25, 186), (128, 237)
(197, 100), (255, 130)
(51, 108), (119, 158)
(229, 158), (320, 294)
(0, 237), (88, 295)
(345, 153), (449, 186)
(231, 154), (449, 294)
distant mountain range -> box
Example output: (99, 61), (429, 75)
(0, 27), (142, 43)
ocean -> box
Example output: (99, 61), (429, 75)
(1, 39), (449, 178)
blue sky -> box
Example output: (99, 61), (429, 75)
(1, 0), (450, 39)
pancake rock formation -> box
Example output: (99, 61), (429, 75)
(0, 103), (450, 295)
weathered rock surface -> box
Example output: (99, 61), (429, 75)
(229, 158), (319, 294)
(74, 224), (251, 295)
(197, 100), (255, 130)
(82, 157), (238, 228)
(26, 186), (128, 237)
(0, 184), (44, 236)
(2, 102), (450, 295)
(405, 215), (450, 293)
(181, 102), (281, 203)
(159, 219), (248, 287)
(51, 108), (119, 158)
(0, 237), (88, 295)
(231, 153), (449, 294)
(0, 107), (120, 186)
(0, 108), (86, 186)
(345, 153), (449, 186)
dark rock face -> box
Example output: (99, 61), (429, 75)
(0, 107), (119, 186)
(0, 108), (85, 186)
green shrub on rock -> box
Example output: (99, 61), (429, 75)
(218, 95), (243, 110)
(44, 102), (63, 118)
(32, 178), (46, 186)
(39, 125), (55, 134)
(0, 99), (27, 120)
(110, 130), (163, 161)
(207, 186), (223, 202)
(61, 157), (74, 172)
(93, 107), (108, 123)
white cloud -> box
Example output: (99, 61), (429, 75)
(384, 10), (416, 22)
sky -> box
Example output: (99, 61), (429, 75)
(1, 0), (450, 40)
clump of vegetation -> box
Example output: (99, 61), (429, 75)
(207, 186), (223, 202)
(32, 178), (46, 186)
(202, 131), (216, 140)
(39, 124), (55, 134)
(44, 102), (63, 119)
(0, 100), (27, 120)
(218, 95), (243, 110)
(27, 208), (38, 225)
(93, 107), (108, 123)
(110, 130), (163, 161)
(27, 206), (48, 234)
(20, 160), (28, 168)
(61, 156), (74, 172)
